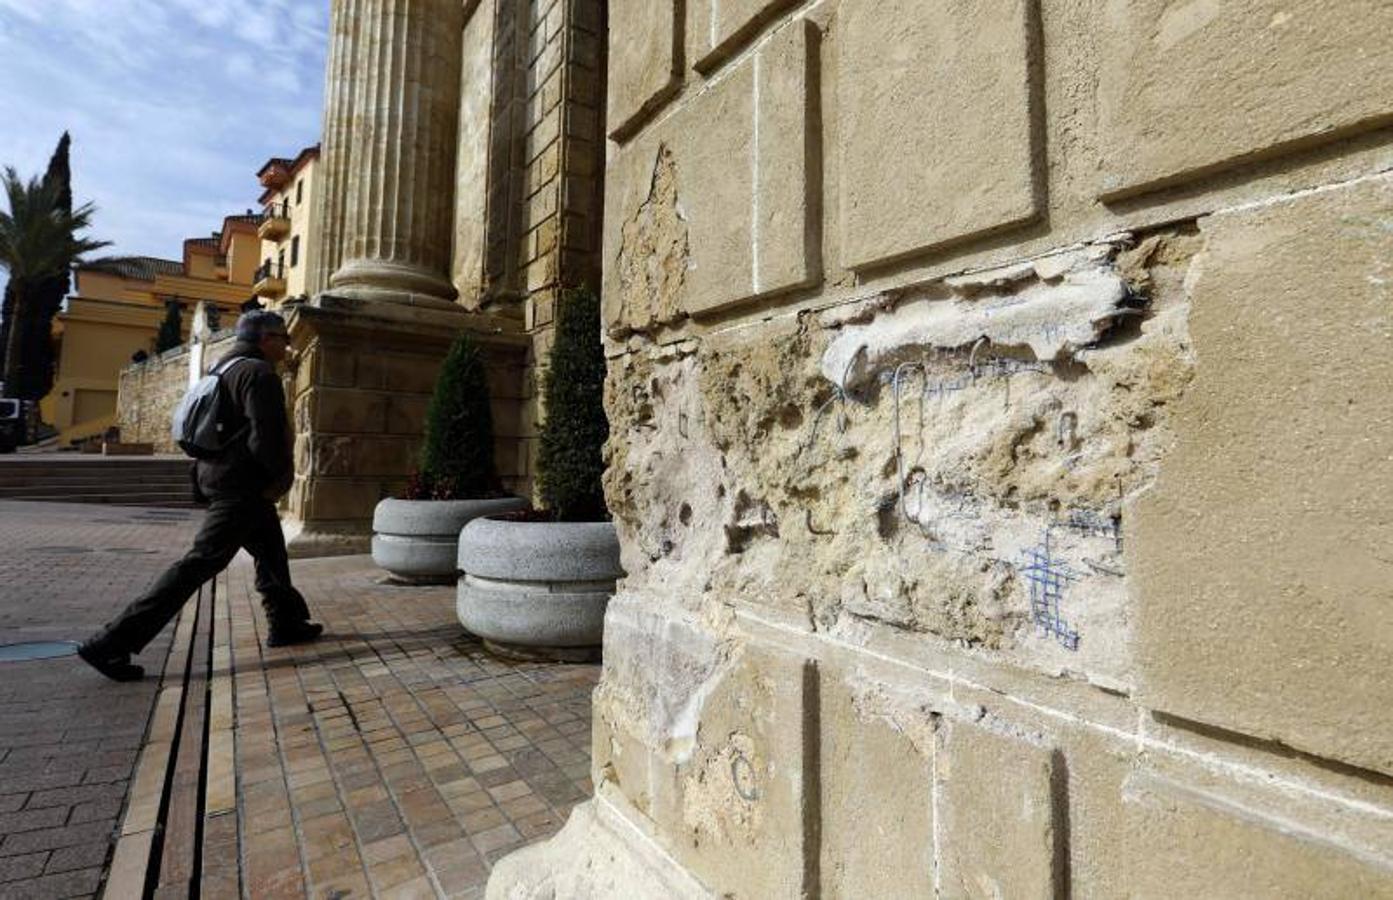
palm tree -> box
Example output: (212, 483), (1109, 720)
(0, 166), (109, 398)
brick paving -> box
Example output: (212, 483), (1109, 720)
(0, 500), (201, 899)
(219, 554), (599, 899)
(1, 501), (600, 899)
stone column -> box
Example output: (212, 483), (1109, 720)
(307, 0), (363, 297)
(328, 0), (466, 307)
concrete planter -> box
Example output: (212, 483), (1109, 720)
(371, 496), (527, 584)
(457, 517), (621, 661)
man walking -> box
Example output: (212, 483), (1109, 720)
(78, 310), (321, 681)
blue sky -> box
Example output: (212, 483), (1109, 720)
(0, 0), (327, 260)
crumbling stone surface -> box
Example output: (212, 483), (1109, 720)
(606, 236), (1198, 687)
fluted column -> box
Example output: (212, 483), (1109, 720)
(308, 0), (364, 297)
(327, 0), (465, 306)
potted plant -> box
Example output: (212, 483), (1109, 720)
(456, 286), (620, 660)
(371, 333), (525, 583)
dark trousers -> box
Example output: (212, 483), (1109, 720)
(97, 495), (310, 654)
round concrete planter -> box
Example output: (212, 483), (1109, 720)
(456, 517), (621, 660)
(371, 496), (527, 584)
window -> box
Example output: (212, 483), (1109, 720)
(295, 179), (303, 205)
(278, 249), (285, 276)
(290, 235), (300, 268)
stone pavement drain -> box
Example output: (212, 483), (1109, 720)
(108, 552), (600, 900)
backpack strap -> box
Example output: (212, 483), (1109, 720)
(210, 355), (255, 378)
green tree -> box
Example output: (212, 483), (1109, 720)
(154, 299), (183, 353)
(414, 332), (499, 499)
(0, 145), (108, 400)
(537, 287), (609, 522)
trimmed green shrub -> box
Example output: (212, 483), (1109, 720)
(411, 332), (499, 500)
(538, 286), (609, 522)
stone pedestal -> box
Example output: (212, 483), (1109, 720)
(282, 295), (529, 558)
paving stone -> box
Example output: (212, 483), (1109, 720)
(0, 852), (48, 884)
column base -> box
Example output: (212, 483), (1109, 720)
(328, 258), (460, 310)
(486, 786), (712, 900)
(282, 518), (371, 560)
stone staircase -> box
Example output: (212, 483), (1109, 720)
(0, 455), (196, 508)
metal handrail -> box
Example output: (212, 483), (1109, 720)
(254, 260), (285, 282)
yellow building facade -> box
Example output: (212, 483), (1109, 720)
(253, 146), (320, 305)
(42, 217), (261, 444)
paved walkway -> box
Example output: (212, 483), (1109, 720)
(0, 502), (599, 899)
(0, 501), (198, 899)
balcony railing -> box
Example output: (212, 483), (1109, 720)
(258, 200), (291, 240)
(253, 260), (287, 299)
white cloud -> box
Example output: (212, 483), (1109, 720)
(0, 0), (327, 259)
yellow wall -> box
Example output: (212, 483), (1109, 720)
(260, 157), (320, 302)
(186, 251), (218, 280)
(227, 229), (261, 285)
(47, 267), (252, 444)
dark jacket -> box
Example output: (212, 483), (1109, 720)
(194, 342), (293, 501)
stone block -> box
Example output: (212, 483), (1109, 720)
(1121, 774), (1393, 899)
(697, 0), (802, 69)
(837, 0), (1039, 270)
(318, 343), (356, 388)
(1097, 0), (1393, 198)
(308, 387), (388, 434)
(302, 478), (387, 523)
(936, 720), (1061, 899)
(670, 645), (816, 898)
(1131, 174), (1393, 774)
(607, 0), (681, 138)
(604, 20), (815, 331)
(384, 395), (429, 436)
(819, 671), (933, 899)
(308, 435), (420, 478)
(378, 354), (445, 395)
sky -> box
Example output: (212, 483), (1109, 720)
(0, 0), (328, 260)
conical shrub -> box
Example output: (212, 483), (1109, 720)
(415, 332), (498, 500)
(538, 286), (609, 522)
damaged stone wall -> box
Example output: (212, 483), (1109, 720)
(491, 0), (1393, 897)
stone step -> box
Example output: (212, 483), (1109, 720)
(0, 478), (190, 492)
(0, 457), (193, 508)
(5, 493), (196, 508)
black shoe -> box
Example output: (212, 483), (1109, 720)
(77, 639), (144, 682)
(266, 621), (323, 648)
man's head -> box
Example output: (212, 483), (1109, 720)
(235, 310), (290, 364)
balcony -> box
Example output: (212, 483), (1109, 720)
(258, 200), (291, 241)
(253, 260), (286, 301)
(214, 254), (229, 279)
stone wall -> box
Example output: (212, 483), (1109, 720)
(493, 0), (1393, 896)
(452, 0), (609, 498)
(116, 333), (237, 452)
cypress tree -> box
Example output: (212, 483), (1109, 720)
(416, 332), (499, 499)
(537, 286), (609, 522)
(28, 133), (72, 400)
(155, 300), (182, 352)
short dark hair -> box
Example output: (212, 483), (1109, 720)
(235, 310), (287, 342)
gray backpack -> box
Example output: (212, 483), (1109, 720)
(171, 356), (253, 459)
